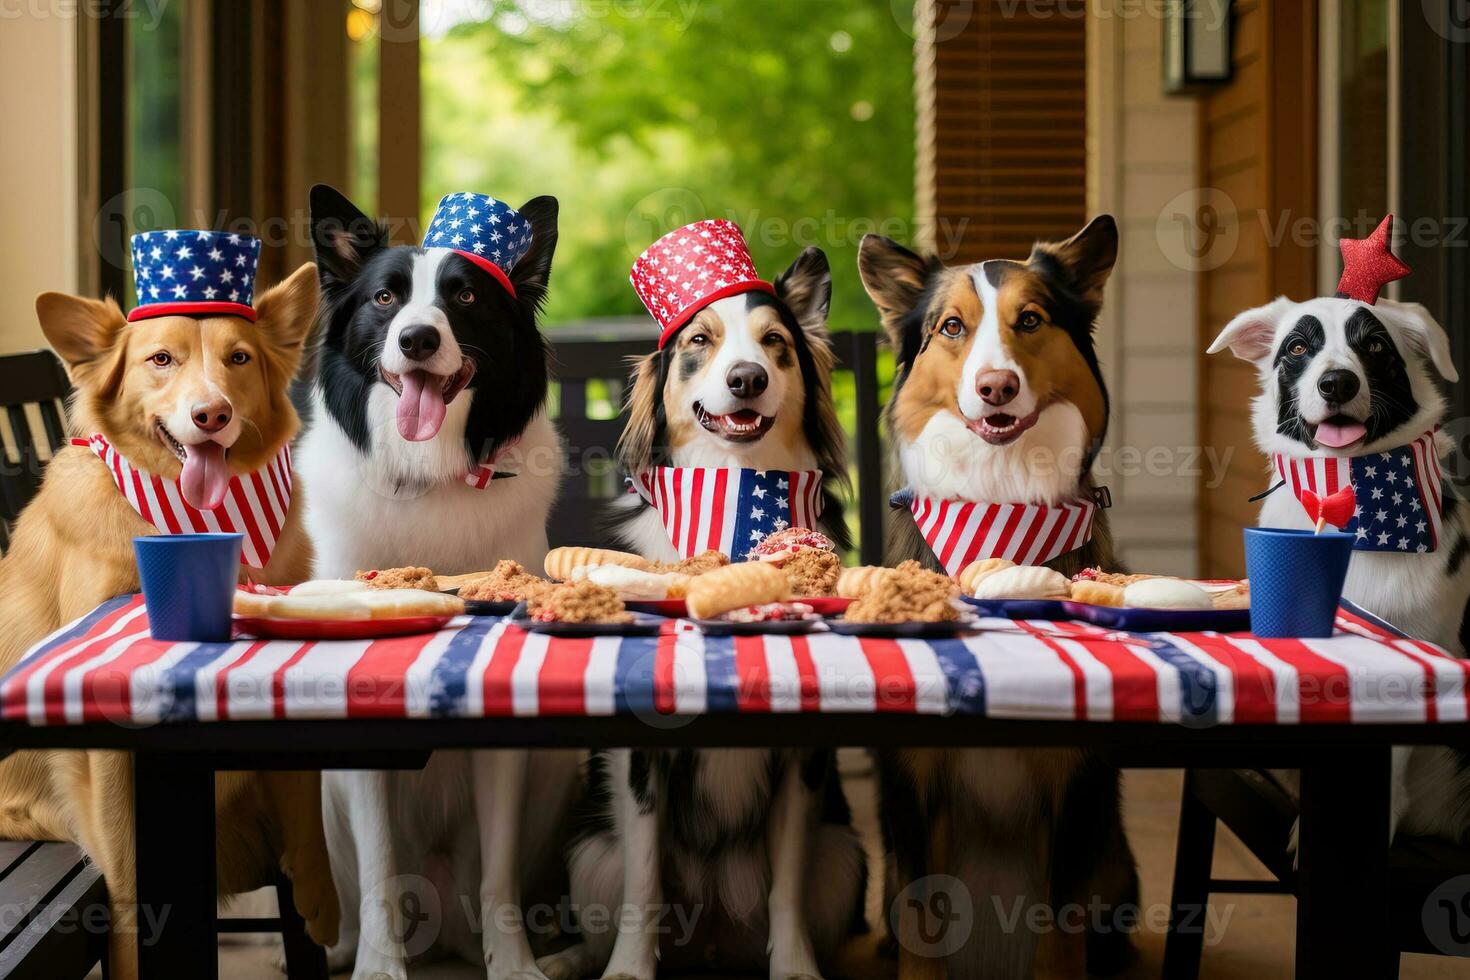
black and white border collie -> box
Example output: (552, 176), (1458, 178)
(1210, 294), (1470, 844)
(608, 245), (852, 557)
(570, 248), (866, 980)
(857, 220), (1139, 978)
(299, 184), (581, 980)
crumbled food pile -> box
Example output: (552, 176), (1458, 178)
(670, 550), (731, 576)
(526, 581), (633, 624)
(355, 566), (439, 592)
(460, 560), (549, 603)
(782, 549), (841, 597)
(843, 561), (961, 624)
(754, 527), (834, 558)
(720, 602), (818, 624)
(1072, 569), (1157, 588)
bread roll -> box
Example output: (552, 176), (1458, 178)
(685, 562), (790, 620)
(1069, 581), (1124, 607)
(972, 565), (1071, 601)
(958, 558), (1016, 595)
(836, 565), (887, 599)
(544, 547), (652, 581)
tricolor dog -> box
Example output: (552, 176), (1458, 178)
(301, 186), (582, 980)
(569, 220), (867, 980)
(0, 235), (336, 980)
(857, 217), (1138, 977)
(1209, 215), (1470, 845)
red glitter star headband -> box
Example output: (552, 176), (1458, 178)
(1336, 214), (1411, 305)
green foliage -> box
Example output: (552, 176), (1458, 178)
(421, 0), (916, 330)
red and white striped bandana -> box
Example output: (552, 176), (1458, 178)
(1271, 429), (1443, 553)
(73, 434), (292, 569)
(909, 495), (1097, 577)
(635, 467), (824, 559)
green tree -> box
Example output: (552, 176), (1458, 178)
(421, 0), (916, 330)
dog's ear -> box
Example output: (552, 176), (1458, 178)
(35, 292), (128, 390)
(858, 234), (932, 348)
(511, 196), (559, 313)
(1207, 296), (1293, 363)
(309, 183), (388, 290)
(253, 262), (320, 387)
(1039, 214), (1118, 314)
(1376, 298), (1459, 383)
(617, 351), (662, 475)
(774, 247), (832, 338)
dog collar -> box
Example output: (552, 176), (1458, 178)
(894, 488), (1098, 577)
(462, 437), (520, 489)
(1270, 429), (1443, 553)
(633, 466), (823, 560)
(72, 434), (291, 569)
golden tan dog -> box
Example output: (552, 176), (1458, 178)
(0, 262), (338, 980)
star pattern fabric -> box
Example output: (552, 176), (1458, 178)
(634, 466), (824, 559)
(1336, 214), (1411, 305)
(129, 230), (261, 322)
(629, 219), (775, 348)
(1273, 430), (1444, 553)
(424, 192), (531, 298)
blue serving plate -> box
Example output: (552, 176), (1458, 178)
(961, 596), (1073, 620)
(827, 618), (978, 639)
(1061, 601), (1250, 634)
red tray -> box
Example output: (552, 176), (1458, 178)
(233, 615), (455, 640)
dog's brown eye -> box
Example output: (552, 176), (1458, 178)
(939, 317), (965, 339)
(1017, 311), (1043, 332)
(230, 350), (250, 366)
(1289, 342), (1308, 357)
(374, 289), (394, 307)
(763, 331), (785, 346)
(458, 288), (475, 304)
(689, 333), (710, 347)
(149, 352), (172, 367)
(1367, 339), (1385, 354)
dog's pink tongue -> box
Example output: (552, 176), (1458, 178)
(180, 441), (231, 511)
(396, 370), (446, 442)
(1316, 420), (1368, 448)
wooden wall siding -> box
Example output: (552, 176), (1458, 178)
(914, 0), (1087, 262)
(1087, 5), (1202, 577)
(1197, 0), (1317, 578)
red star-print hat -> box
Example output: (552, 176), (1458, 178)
(630, 219), (775, 349)
(1336, 214), (1411, 305)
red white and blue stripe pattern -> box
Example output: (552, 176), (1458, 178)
(129, 230), (261, 322)
(424, 191), (531, 299)
(909, 495), (1097, 577)
(636, 467), (823, 559)
(1273, 430), (1443, 553)
(73, 435), (292, 569)
(5, 596), (1466, 727)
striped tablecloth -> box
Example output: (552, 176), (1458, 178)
(3, 595), (1468, 728)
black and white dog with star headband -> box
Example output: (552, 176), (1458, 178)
(1208, 215), (1470, 844)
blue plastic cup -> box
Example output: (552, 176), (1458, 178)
(133, 534), (243, 642)
(1243, 528), (1354, 638)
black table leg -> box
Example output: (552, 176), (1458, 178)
(1296, 745), (1396, 979)
(1163, 769), (1218, 979)
(135, 752), (217, 979)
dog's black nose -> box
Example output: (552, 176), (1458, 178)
(398, 324), (441, 362)
(1317, 369), (1361, 404)
(726, 362), (769, 399)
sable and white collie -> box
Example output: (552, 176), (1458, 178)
(857, 218), (1138, 978)
(300, 185), (581, 980)
(1209, 293), (1470, 843)
(569, 246), (866, 980)
(0, 267), (337, 980)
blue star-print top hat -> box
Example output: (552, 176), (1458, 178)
(423, 192), (533, 298)
(129, 230), (262, 322)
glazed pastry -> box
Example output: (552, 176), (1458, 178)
(544, 547), (653, 581)
(1211, 583), (1251, 611)
(575, 565), (688, 601)
(291, 579), (371, 597)
(685, 562), (790, 620)
(972, 565), (1071, 601)
(1122, 578), (1213, 610)
(958, 558), (1016, 595)
(836, 565), (887, 599)
(753, 527), (835, 563)
(1069, 581), (1124, 607)
(238, 589), (465, 621)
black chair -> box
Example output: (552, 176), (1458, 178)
(0, 350), (71, 556)
(1164, 767), (1470, 973)
(0, 841), (105, 980)
(546, 322), (889, 564)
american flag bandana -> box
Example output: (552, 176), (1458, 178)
(73, 434), (292, 569)
(635, 467), (823, 560)
(907, 493), (1097, 577)
(1272, 430), (1444, 553)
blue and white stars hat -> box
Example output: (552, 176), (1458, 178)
(423, 192), (533, 298)
(129, 230), (262, 323)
